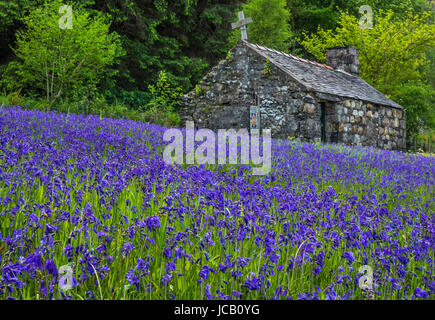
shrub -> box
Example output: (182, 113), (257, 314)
(1, 0), (123, 102)
(389, 81), (435, 138)
(147, 70), (183, 112)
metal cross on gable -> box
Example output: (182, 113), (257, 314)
(231, 11), (253, 41)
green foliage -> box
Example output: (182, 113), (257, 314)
(143, 70), (182, 127)
(6, 89), (25, 106)
(0, 69), (182, 128)
(147, 70), (183, 112)
(104, 89), (152, 110)
(286, 0), (434, 54)
(87, 0), (238, 93)
(0, 0), (32, 26)
(0, 0), (37, 63)
(141, 107), (181, 128)
(300, 10), (435, 94)
(0, 92), (149, 123)
(389, 82), (435, 138)
(287, 0), (342, 45)
(226, 50), (233, 62)
(263, 58), (273, 78)
(230, 0), (291, 51)
(1, 0), (434, 132)
(195, 85), (206, 96)
(1, 0), (123, 102)
(301, 9), (435, 136)
(352, 0), (434, 18)
(421, 47), (435, 88)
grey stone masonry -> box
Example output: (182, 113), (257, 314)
(326, 46), (359, 76)
(180, 40), (406, 151)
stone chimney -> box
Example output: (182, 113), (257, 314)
(326, 46), (359, 76)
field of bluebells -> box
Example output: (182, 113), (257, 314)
(0, 105), (433, 300)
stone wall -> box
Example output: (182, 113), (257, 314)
(333, 99), (406, 150)
(180, 42), (406, 151)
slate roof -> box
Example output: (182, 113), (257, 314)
(242, 40), (403, 109)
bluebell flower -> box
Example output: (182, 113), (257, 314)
(243, 272), (261, 291)
(341, 252), (355, 265)
(198, 265), (216, 283)
(44, 259), (58, 277)
(413, 287), (428, 299)
(144, 216), (160, 231)
(205, 284), (213, 299)
(121, 242), (135, 256)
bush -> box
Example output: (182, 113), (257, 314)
(6, 89), (25, 106)
(138, 70), (182, 127)
(0, 90), (178, 127)
(1, 0), (123, 102)
(104, 89), (152, 110)
(141, 105), (180, 127)
(146, 70), (183, 112)
(389, 81), (435, 138)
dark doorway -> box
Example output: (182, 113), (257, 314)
(320, 102), (338, 144)
(320, 102), (326, 143)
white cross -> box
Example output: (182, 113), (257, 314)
(231, 11), (253, 41)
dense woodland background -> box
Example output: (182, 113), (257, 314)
(0, 0), (434, 149)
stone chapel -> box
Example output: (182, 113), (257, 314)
(180, 37), (406, 151)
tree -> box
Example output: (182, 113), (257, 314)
(231, 0), (291, 51)
(389, 82), (435, 139)
(352, 0), (434, 19)
(0, 0), (39, 65)
(89, 0), (239, 94)
(287, 0), (346, 53)
(301, 9), (435, 138)
(1, 0), (123, 102)
(300, 10), (435, 93)
(286, 0), (434, 55)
